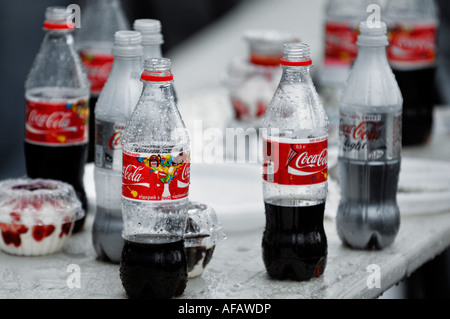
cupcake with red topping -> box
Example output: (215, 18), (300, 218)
(0, 178), (84, 256)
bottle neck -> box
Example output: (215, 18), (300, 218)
(45, 29), (74, 43)
(110, 55), (142, 76)
(280, 65), (313, 83)
(142, 43), (162, 59)
(354, 45), (389, 67)
(142, 80), (175, 102)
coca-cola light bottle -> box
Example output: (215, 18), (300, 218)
(385, 0), (438, 145)
(24, 7), (90, 233)
(336, 21), (403, 250)
(120, 58), (191, 298)
(262, 43), (329, 281)
(92, 31), (143, 263)
(75, 0), (130, 162)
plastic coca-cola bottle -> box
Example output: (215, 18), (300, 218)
(385, 0), (438, 145)
(120, 58), (190, 299)
(24, 7), (90, 234)
(92, 31), (143, 263)
(75, 0), (130, 162)
(336, 21), (403, 250)
(262, 43), (329, 281)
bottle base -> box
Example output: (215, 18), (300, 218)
(119, 236), (188, 299)
(338, 231), (397, 250)
(263, 255), (327, 281)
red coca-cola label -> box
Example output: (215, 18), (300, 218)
(387, 23), (437, 68)
(80, 51), (114, 95)
(122, 150), (190, 201)
(263, 137), (328, 186)
(25, 99), (89, 146)
(324, 21), (359, 66)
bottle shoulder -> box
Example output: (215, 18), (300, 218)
(341, 60), (403, 109)
(123, 98), (190, 146)
(264, 80), (329, 136)
(95, 73), (143, 118)
(26, 35), (89, 90)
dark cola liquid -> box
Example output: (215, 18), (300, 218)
(87, 95), (98, 163)
(120, 234), (188, 299)
(336, 158), (401, 249)
(393, 67), (436, 146)
(262, 202), (327, 281)
(24, 142), (88, 233)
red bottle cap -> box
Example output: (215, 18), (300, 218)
(43, 20), (75, 30)
(280, 58), (312, 67)
(141, 71), (174, 82)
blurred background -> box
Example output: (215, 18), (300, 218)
(0, 0), (449, 299)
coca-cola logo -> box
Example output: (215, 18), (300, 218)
(28, 110), (72, 130)
(88, 62), (113, 81)
(181, 163), (190, 181)
(340, 120), (382, 141)
(395, 35), (435, 52)
(123, 165), (144, 183)
(109, 131), (122, 150)
(388, 25), (436, 64)
(294, 149), (328, 170)
(325, 22), (358, 63)
(326, 32), (357, 55)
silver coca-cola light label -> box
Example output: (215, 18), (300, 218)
(339, 109), (402, 161)
(95, 119), (126, 170)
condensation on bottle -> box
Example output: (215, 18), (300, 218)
(261, 43), (329, 281)
(119, 58), (190, 298)
(24, 6), (90, 233)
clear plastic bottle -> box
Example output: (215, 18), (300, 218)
(75, 0), (130, 162)
(120, 58), (190, 299)
(336, 21), (403, 250)
(92, 31), (143, 263)
(24, 7), (90, 234)
(261, 43), (329, 281)
(385, 0), (438, 145)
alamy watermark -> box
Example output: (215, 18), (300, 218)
(66, 4), (81, 28)
(367, 264), (381, 289)
(66, 263), (81, 289)
(367, 4), (382, 28)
